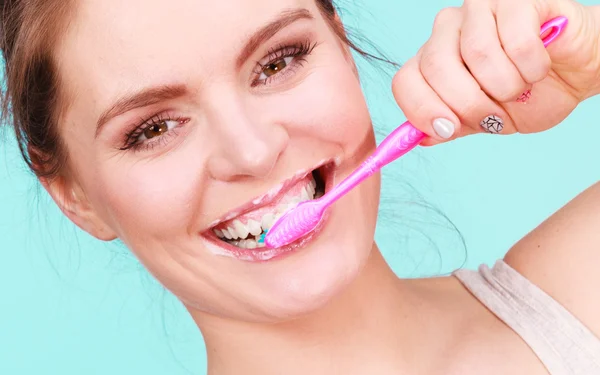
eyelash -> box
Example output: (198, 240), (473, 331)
(252, 39), (318, 86)
(120, 39), (318, 152)
(120, 113), (189, 152)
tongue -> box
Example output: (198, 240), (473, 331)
(216, 174), (312, 229)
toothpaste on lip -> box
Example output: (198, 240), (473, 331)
(212, 174), (320, 249)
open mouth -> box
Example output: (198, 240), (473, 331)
(205, 162), (331, 252)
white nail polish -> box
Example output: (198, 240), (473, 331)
(432, 118), (455, 139)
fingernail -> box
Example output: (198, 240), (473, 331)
(516, 89), (532, 103)
(480, 115), (504, 134)
(432, 118), (455, 139)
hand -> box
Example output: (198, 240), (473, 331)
(392, 0), (600, 145)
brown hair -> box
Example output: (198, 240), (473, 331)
(0, 0), (391, 180)
(0, 0), (74, 179)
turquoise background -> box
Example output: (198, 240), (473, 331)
(1, 0), (599, 373)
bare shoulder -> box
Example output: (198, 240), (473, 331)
(504, 181), (600, 337)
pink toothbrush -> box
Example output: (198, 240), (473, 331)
(264, 16), (568, 249)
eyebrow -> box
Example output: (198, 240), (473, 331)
(95, 9), (313, 137)
(236, 8), (314, 68)
(95, 84), (188, 138)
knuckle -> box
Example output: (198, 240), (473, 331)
(503, 36), (537, 61)
(391, 67), (406, 92)
(391, 65), (413, 100)
(409, 98), (433, 126)
(454, 98), (479, 120)
(419, 47), (444, 78)
(494, 87), (521, 102)
(489, 77), (527, 102)
(504, 38), (552, 83)
(483, 73), (527, 102)
(433, 7), (460, 27)
(528, 55), (552, 83)
(461, 35), (490, 63)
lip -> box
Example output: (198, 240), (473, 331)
(201, 160), (337, 262)
(206, 158), (335, 228)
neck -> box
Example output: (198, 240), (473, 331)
(192, 244), (429, 375)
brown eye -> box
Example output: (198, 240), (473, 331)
(261, 56), (293, 78)
(143, 121), (168, 139)
(138, 120), (178, 142)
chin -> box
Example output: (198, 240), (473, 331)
(196, 158), (381, 321)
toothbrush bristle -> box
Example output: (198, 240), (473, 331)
(257, 231), (267, 244)
(264, 200), (324, 248)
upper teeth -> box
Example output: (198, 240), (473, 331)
(261, 213), (275, 230)
(247, 219), (262, 236)
(212, 175), (318, 246)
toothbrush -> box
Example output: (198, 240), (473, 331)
(263, 16), (568, 249)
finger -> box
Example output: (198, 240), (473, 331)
(496, 0), (551, 84)
(391, 56), (465, 146)
(461, 1), (529, 102)
(530, 0), (591, 65)
(419, 7), (516, 134)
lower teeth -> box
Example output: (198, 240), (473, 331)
(217, 169), (326, 249)
(228, 237), (264, 249)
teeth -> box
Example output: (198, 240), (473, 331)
(237, 239), (258, 249)
(213, 173), (323, 248)
(229, 227), (241, 240)
(233, 220), (249, 239)
(301, 187), (310, 201)
(261, 213), (275, 230)
(247, 219), (262, 236)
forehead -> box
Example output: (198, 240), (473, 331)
(57, 0), (318, 120)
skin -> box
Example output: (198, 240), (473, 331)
(39, 0), (599, 373)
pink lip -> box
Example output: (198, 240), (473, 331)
(201, 161), (336, 262)
(207, 159), (334, 228)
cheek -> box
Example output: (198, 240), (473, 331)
(260, 60), (373, 154)
(96, 150), (206, 245)
(62, 116), (202, 246)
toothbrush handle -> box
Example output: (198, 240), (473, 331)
(362, 121), (424, 173)
(321, 122), (424, 206)
(319, 16), (568, 208)
(541, 16), (568, 47)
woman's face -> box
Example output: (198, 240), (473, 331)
(56, 0), (379, 322)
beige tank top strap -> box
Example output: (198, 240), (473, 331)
(453, 260), (600, 375)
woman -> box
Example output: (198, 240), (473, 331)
(1, 0), (599, 373)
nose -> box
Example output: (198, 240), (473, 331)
(206, 95), (289, 181)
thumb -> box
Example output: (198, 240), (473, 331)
(533, 0), (599, 65)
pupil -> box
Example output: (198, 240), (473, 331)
(144, 121), (168, 139)
(265, 59), (287, 77)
